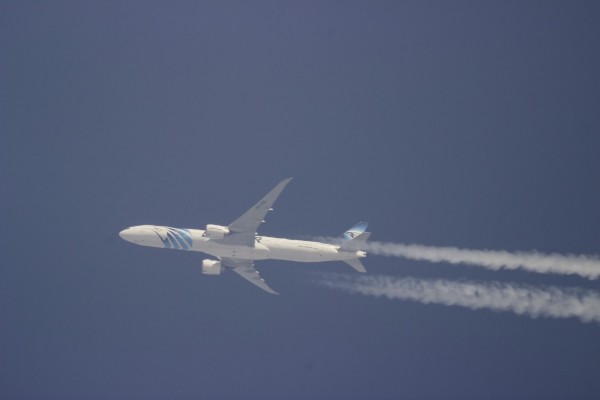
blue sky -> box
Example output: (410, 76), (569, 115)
(2, 2), (600, 399)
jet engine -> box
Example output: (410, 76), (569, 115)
(202, 259), (223, 275)
(204, 224), (230, 239)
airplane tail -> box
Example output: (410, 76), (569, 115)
(341, 221), (369, 240)
(340, 231), (371, 250)
(339, 222), (371, 250)
(339, 222), (370, 273)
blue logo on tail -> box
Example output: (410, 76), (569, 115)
(343, 221), (368, 240)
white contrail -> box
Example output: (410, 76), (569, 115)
(319, 274), (600, 323)
(327, 238), (600, 280)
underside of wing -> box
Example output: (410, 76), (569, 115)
(222, 177), (293, 247)
(221, 257), (279, 295)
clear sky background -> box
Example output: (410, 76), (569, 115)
(2, 1), (600, 399)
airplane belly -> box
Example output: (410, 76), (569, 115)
(206, 242), (252, 258)
(200, 240), (271, 260)
(265, 242), (339, 262)
(191, 236), (341, 263)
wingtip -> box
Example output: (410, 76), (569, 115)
(276, 177), (293, 188)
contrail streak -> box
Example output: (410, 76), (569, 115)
(328, 238), (600, 280)
(319, 274), (600, 323)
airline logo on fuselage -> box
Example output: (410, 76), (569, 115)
(154, 227), (193, 250)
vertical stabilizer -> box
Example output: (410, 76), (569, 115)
(341, 221), (368, 240)
(340, 232), (371, 251)
(339, 222), (370, 272)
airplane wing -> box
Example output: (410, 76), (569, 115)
(221, 257), (278, 295)
(223, 177), (293, 247)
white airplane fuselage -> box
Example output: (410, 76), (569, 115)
(119, 225), (366, 263)
(120, 178), (369, 293)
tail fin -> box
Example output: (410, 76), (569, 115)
(340, 231), (371, 251)
(344, 258), (367, 273)
(339, 222), (370, 273)
(341, 221), (368, 240)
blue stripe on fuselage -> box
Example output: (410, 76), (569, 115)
(169, 229), (189, 250)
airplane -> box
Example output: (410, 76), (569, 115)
(119, 178), (370, 294)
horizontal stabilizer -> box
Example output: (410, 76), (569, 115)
(344, 258), (367, 273)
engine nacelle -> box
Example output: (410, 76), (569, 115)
(202, 259), (223, 275)
(204, 224), (230, 239)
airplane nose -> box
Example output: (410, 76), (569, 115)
(119, 228), (132, 241)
